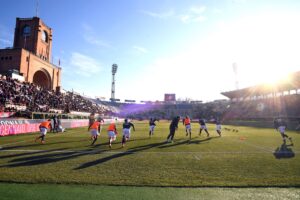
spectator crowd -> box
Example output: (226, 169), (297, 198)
(0, 75), (109, 116)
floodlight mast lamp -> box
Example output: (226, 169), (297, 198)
(111, 64), (118, 101)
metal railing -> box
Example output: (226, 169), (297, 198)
(31, 112), (89, 120)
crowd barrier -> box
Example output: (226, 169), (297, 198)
(0, 112), (15, 118)
(0, 118), (119, 137)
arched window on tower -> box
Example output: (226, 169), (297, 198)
(42, 30), (48, 43)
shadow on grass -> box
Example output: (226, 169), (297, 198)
(91, 137), (150, 147)
(158, 136), (220, 149)
(74, 142), (167, 170)
(127, 137), (150, 142)
(0, 137), (154, 168)
(1, 139), (88, 150)
(0, 148), (69, 160)
(74, 136), (222, 170)
(273, 143), (295, 159)
(0, 148), (110, 168)
(0, 136), (219, 169)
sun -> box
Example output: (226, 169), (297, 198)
(263, 72), (291, 87)
(263, 73), (282, 85)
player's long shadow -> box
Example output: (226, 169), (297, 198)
(74, 136), (221, 170)
(127, 137), (150, 142)
(189, 136), (220, 144)
(273, 143), (295, 159)
(0, 148), (69, 159)
(1, 143), (43, 150)
(74, 141), (168, 170)
(92, 137), (150, 147)
(158, 136), (220, 149)
(0, 138), (148, 168)
(1, 139), (87, 150)
(0, 148), (110, 168)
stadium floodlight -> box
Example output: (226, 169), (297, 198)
(112, 64), (118, 75)
(111, 64), (118, 101)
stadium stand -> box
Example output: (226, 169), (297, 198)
(222, 71), (300, 100)
(222, 94), (300, 120)
(0, 75), (111, 118)
(96, 100), (229, 121)
(2, 69), (298, 125)
(221, 71), (300, 120)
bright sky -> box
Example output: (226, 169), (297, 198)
(1, 0), (300, 102)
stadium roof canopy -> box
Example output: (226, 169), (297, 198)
(221, 71), (300, 99)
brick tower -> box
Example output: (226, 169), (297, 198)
(13, 17), (53, 62)
(0, 17), (61, 91)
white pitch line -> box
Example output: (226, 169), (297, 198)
(194, 155), (201, 160)
(243, 142), (275, 152)
(227, 136), (276, 153)
(1, 149), (298, 154)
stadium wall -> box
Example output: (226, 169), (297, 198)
(0, 117), (121, 136)
(0, 119), (89, 136)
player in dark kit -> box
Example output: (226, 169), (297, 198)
(88, 112), (96, 127)
(51, 115), (58, 133)
(122, 119), (135, 147)
(96, 116), (105, 134)
(88, 112), (96, 140)
(199, 118), (210, 137)
(166, 116), (180, 143)
(149, 118), (158, 137)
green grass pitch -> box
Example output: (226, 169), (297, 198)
(0, 183), (299, 200)
(0, 121), (299, 199)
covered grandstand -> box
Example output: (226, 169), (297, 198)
(222, 71), (300, 101)
(221, 71), (300, 128)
